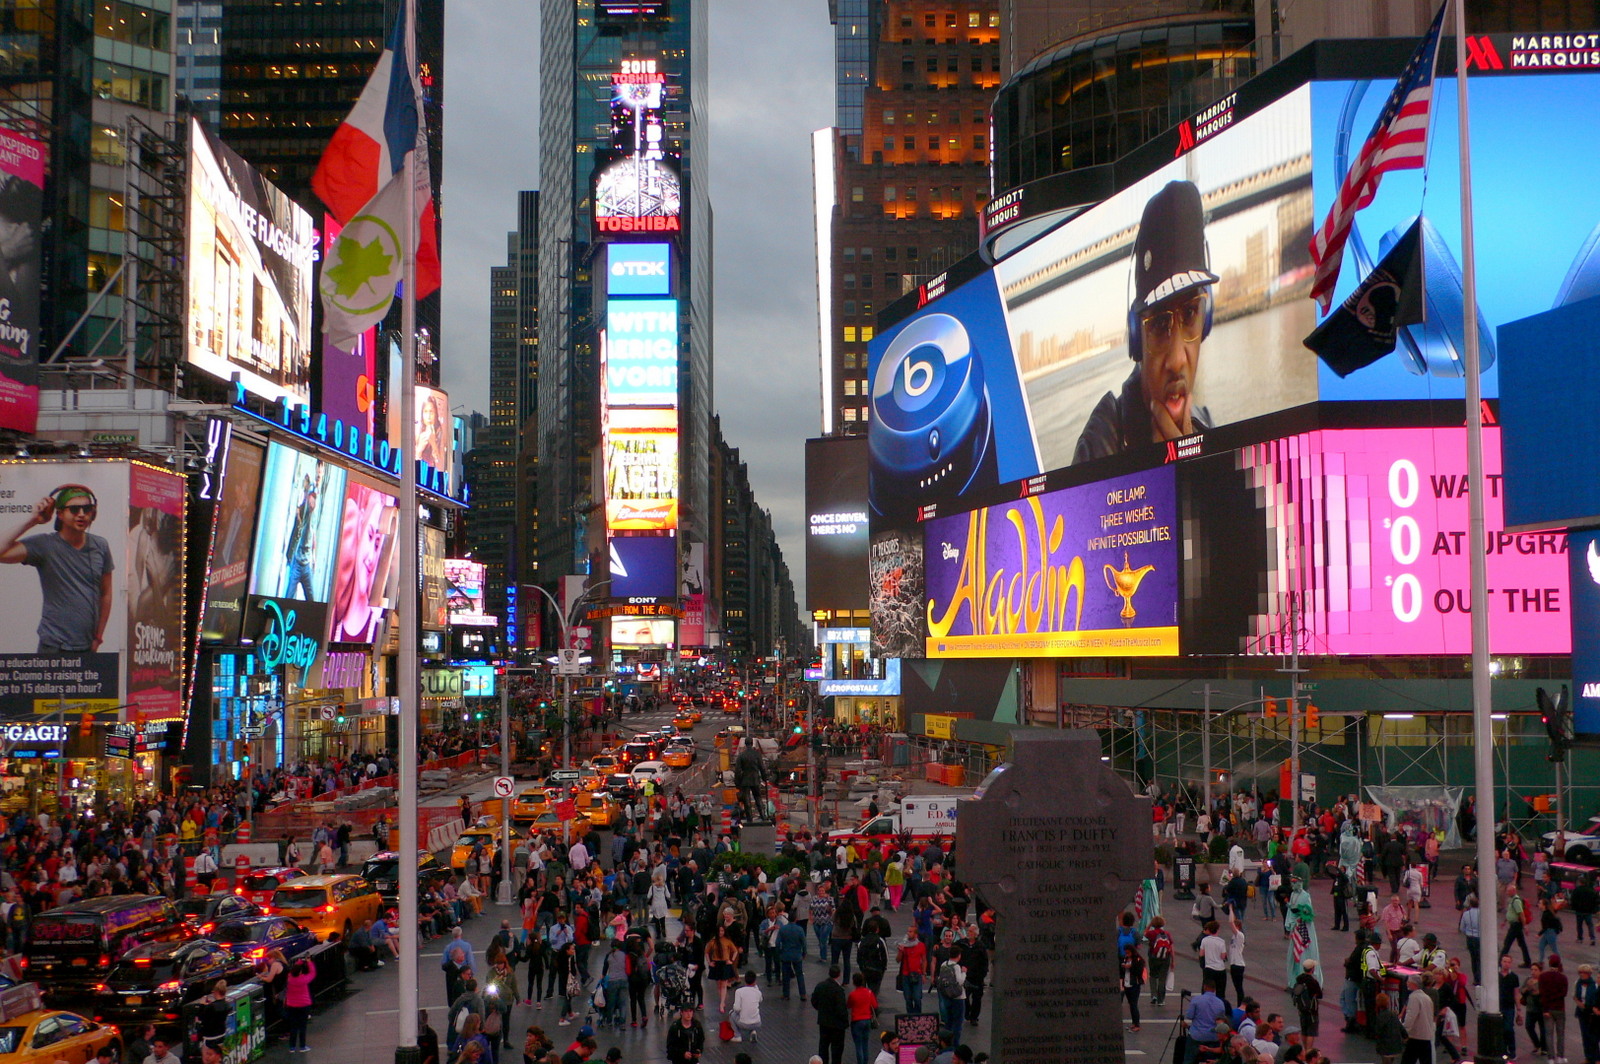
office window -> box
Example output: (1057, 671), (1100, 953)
(924, 13), (936, 27)
(948, 137), (960, 150)
(947, 57), (959, 72)
(843, 326), (857, 342)
(884, 187), (896, 202)
(971, 56), (984, 72)
(988, 12), (999, 26)
(926, 56), (938, 72)
(843, 407), (858, 422)
(902, 57), (915, 75)
(851, 186), (864, 203)
(885, 247), (898, 262)
(974, 134), (985, 150)
(842, 247), (856, 262)
(860, 247), (873, 263)
(883, 109), (894, 125)
(968, 11), (980, 26)
(843, 300), (857, 317)
(861, 326), (875, 342)
(928, 111), (939, 124)
(843, 273), (857, 289)
(905, 187), (917, 201)
(844, 379), (857, 396)
(928, 136), (939, 150)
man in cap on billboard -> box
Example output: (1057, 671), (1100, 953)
(0, 484), (114, 651)
(1074, 180), (1217, 463)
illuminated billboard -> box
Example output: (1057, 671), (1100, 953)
(416, 385), (453, 494)
(923, 466), (1179, 658)
(422, 526), (448, 631)
(201, 438), (264, 643)
(869, 89), (1317, 521)
(593, 151), (681, 236)
(0, 460), (184, 722)
(605, 299), (679, 407)
(598, 0), (668, 17)
(1182, 426), (1569, 656)
(444, 559), (497, 627)
(605, 408), (679, 531)
(1569, 530), (1600, 738)
(0, 128), (45, 434)
(680, 541), (706, 645)
(806, 436), (869, 611)
(328, 478), (398, 645)
(250, 442), (347, 603)
(610, 616), (675, 647)
(608, 535), (677, 598)
(606, 243), (672, 297)
(185, 118), (315, 406)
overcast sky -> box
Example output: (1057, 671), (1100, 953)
(440, 2), (834, 603)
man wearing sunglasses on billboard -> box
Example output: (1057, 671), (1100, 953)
(0, 484), (114, 652)
(1075, 180), (1217, 463)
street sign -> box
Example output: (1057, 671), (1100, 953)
(557, 649), (583, 676)
(493, 776), (514, 798)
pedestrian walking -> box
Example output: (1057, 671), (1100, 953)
(1120, 943), (1145, 1032)
(1504, 889), (1532, 967)
(895, 927), (925, 1015)
(1292, 959), (1322, 1052)
(812, 965), (849, 1064)
(847, 972), (877, 1064)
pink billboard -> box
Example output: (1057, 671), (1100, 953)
(1238, 427), (1569, 656)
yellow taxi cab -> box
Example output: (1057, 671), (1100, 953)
(0, 984), (119, 1063)
(511, 788), (555, 821)
(265, 874), (383, 942)
(529, 809), (592, 838)
(662, 740), (695, 769)
(449, 825), (523, 870)
(672, 713), (696, 730)
(575, 792), (620, 828)
(584, 753), (621, 776)
(714, 725), (746, 749)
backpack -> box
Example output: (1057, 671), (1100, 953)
(1151, 930), (1173, 960)
(1291, 979), (1316, 1012)
(936, 961), (964, 1000)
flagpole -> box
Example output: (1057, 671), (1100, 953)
(395, 0), (421, 1059)
(1452, 2), (1500, 1058)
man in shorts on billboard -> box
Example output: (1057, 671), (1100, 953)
(284, 473), (320, 600)
(0, 485), (114, 651)
(1075, 180), (1217, 463)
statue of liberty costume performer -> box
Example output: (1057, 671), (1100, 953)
(1285, 874), (1321, 988)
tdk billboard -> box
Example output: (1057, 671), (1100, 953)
(607, 243), (672, 297)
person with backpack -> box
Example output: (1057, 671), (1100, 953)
(858, 922), (889, 1006)
(1504, 888), (1533, 966)
(1144, 915), (1174, 1006)
(935, 950), (967, 1045)
(1291, 959), (1323, 1052)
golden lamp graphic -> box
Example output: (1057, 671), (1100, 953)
(1103, 552), (1157, 626)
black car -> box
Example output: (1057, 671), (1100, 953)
(175, 893), (263, 934)
(361, 850), (453, 904)
(91, 938), (254, 1027)
(210, 915), (321, 962)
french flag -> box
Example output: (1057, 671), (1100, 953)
(312, 11), (440, 298)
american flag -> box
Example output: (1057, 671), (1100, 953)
(1308, 2), (1447, 311)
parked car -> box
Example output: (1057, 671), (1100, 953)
(360, 850), (453, 904)
(90, 939), (253, 1027)
(209, 915), (320, 962)
(0, 998), (119, 1064)
(233, 867), (308, 906)
(175, 894), (262, 935)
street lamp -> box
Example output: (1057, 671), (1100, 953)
(1195, 685), (1296, 838)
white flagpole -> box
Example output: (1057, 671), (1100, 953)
(1453, 2), (1500, 1054)
(396, 0), (421, 1057)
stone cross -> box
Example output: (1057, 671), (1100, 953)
(958, 728), (1152, 1064)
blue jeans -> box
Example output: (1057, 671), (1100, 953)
(1579, 912), (1596, 944)
(815, 921), (833, 962)
(941, 995), (966, 1044)
(781, 959), (807, 999)
(1341, 979), (1360, 1023)
(604, 980), (627, 1026)
(851, 1018), (873, 1064)
(1539, 928), (1559, 962)
(285, 554), (313, 599)
(900, 973), (923, 1014)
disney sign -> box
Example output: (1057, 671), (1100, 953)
(251, 597), (326, 675)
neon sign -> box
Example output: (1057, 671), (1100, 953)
(257, 599), (322, 674)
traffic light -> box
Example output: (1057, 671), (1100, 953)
(1305, 703), (1319, 729)
(793, 723), (804, 735)
(1264, 698), (1277, 718)
(1539, 685), (1573, 763)
(334, 705), (346, 725)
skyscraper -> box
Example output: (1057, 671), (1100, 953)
(536, 0), (711, 595)
(815, 1), (1001, 438)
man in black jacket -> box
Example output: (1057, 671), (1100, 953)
(664, 1005), (705, 1064)
(959, 923), (990, 1024)
(811, 965), (849, 1064)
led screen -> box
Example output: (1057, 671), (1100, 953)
(610, 616), (675, 647)
(1182, 426), (1569, 656)
(201, 438), (264, 643)
(444, 559), (497, 627)
(422, 526), (447, 631)
(416, 385), (452, 493)
(592, 152), (681, 234)
(869, 89), (1317, 521)
(605, 299), (678, 407)
(1569, 529), (1600, 739)
(806, 436), (869, 612)
(608, 535), (677, 598)
(605, 407), (678, 531)
(679, 541), (706, 645)
(0, 128), (45, 434)
(184, 119), (315, 406)
(1310, 73), (1600, 405)
(327, 478), (398, 645)
(606, 243), (671, 296)
(923, 465), (1179, 658)
(250, 443), (347, 603)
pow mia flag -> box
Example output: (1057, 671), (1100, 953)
(1304, 217), (1425, 378)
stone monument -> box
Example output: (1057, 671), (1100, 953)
(958, 729), (1152, 1064)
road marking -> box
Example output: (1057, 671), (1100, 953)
(1125, 1051), (1146, 1056)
